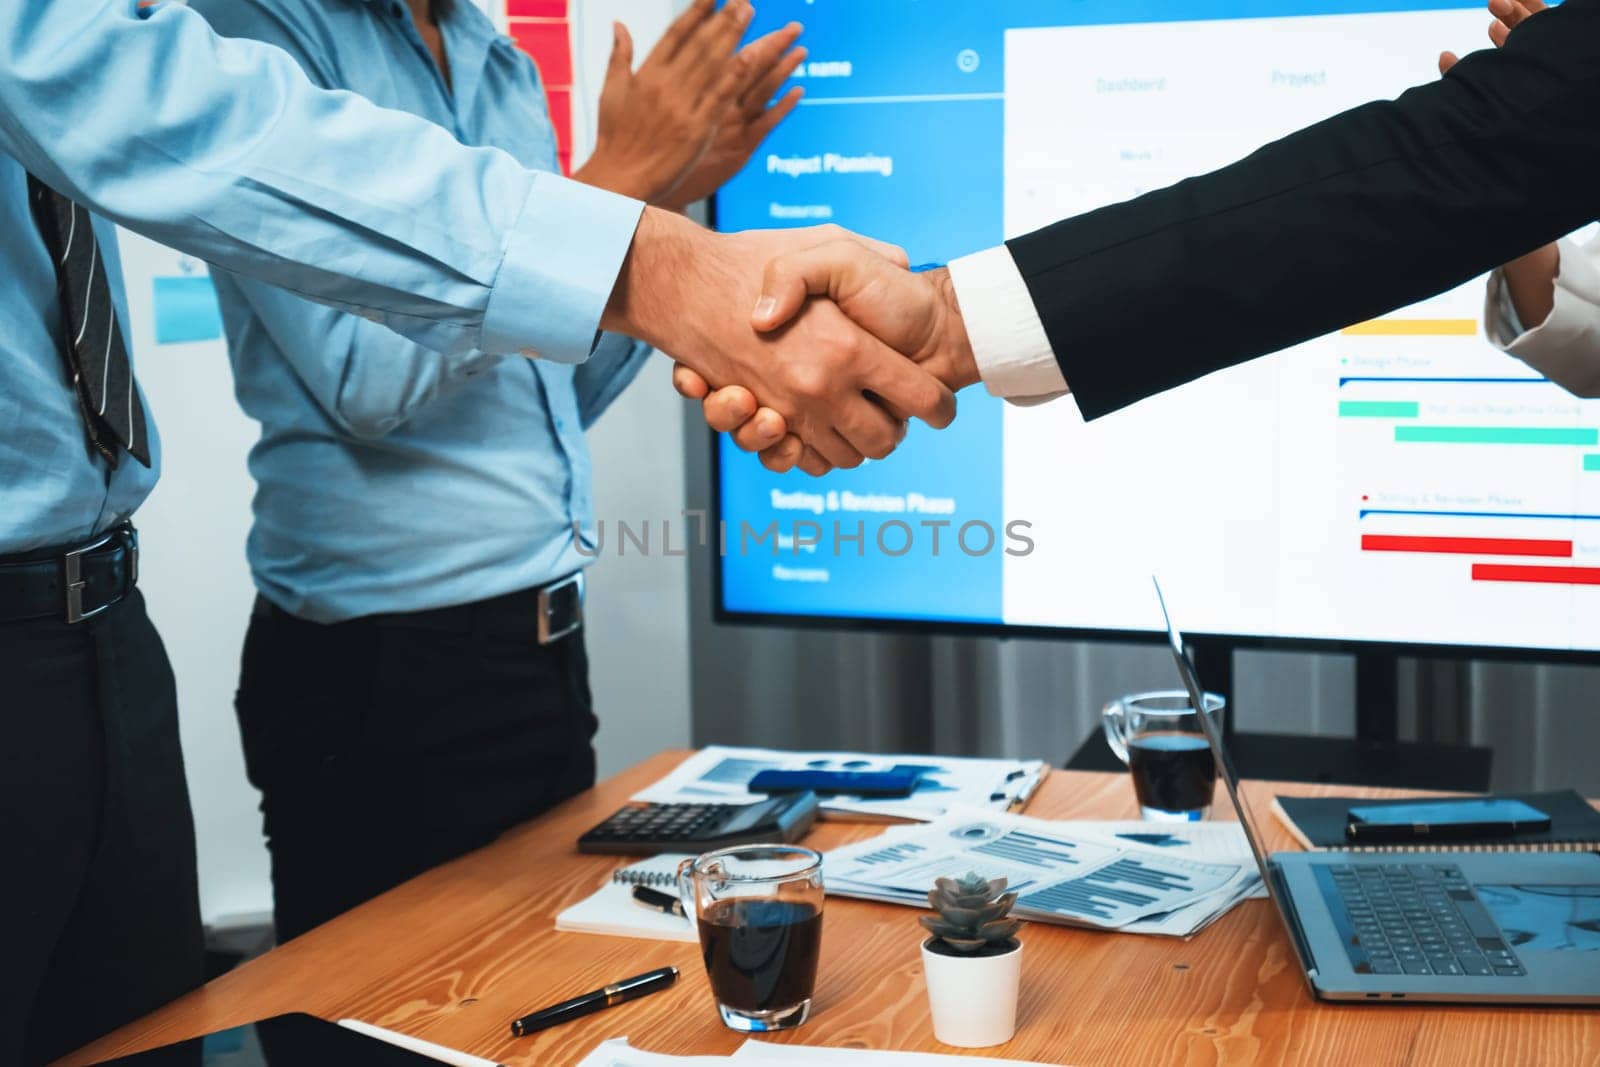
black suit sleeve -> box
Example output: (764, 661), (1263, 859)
(1006, 0), (1600, 420)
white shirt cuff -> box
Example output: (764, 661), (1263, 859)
(946, 245), (1068, 405)
(1484, 266), (1529, 346)
(1483, 238), (1600, 398)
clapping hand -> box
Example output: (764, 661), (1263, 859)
(658, 23), (807, 210)
(1438, 0), (1546, 73)
(574, 0), (805, 210)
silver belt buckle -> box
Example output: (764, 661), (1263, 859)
(536, 571), (584, 645)
(63, 527), (135, 624)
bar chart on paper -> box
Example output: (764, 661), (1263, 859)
(826, 813), (1256, 933)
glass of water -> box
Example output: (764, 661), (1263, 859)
(1102, 690), (1224, 821)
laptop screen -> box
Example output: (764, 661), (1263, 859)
(1152, 578), (1289, 910)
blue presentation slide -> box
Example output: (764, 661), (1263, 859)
(716, 2), (1015, 623)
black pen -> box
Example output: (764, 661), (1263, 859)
(631, 885), (686, 918)
(509, 966), (679, 1036)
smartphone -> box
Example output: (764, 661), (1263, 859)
(1345, 797), (1551, 843)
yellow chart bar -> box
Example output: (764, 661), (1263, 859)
(1340, 318), (1479, 337)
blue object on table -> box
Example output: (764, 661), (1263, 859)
(749, 766), (923, 797)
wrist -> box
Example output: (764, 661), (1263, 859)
(927, 268), (981, 391)
(656, 177), (711, 214)
(1504, 243), (1560, 329)
(651, 174), (697, 213)
(602, 207), (705, 350)
(574, 148), (661, 204)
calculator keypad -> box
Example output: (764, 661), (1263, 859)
(576, 797), (817, 855)
(581, 804), (734, 848)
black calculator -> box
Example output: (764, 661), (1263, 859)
(577, 791), (820, 855)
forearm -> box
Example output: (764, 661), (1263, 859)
(0, 0), (639, 361)
(328, 322), (507, 436)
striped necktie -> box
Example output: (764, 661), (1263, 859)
(27, 174), (150, 469)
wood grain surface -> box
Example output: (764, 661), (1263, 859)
(59, 752), (1600, 1067)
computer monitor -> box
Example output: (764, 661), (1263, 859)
(711, 0), (1600, 658)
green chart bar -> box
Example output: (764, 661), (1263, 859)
(1395, 426), (1600, 446)
(1339, 401), (1419, 418)
(1586, 455), (1600, 472)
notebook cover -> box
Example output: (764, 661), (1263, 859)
(1272, 790), (1600, 853)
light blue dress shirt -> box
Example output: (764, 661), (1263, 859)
(191, 0), (652, 623)
(0, 0), (642, 555)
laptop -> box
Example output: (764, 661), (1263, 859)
(1151, 578), (1600, 1004)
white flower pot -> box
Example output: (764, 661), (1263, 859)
(920, 937), (1023, 1048)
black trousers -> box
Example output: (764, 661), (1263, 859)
(235, 589), (598, 943)
(0, 590), (204, 1067)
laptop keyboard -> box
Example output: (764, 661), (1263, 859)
(1316, 862), (1525, 978)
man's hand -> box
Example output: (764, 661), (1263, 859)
(604, 211), (955, 470)
(754, 242), (981, 393)
(659, 25), (807, 210)
(574, 0), (756, 204)
(668, 243), (980, 475)
(669, 367), (833, 475)
(1439, 0), (1546, 72)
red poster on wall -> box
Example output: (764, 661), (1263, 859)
(507, 0), (574, 174)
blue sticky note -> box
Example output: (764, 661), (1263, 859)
(153, 275), (223, 344)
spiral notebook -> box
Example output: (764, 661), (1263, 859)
(555, 854), (698, 942)
(1272, 790), (1600, 853)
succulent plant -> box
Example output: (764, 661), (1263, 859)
(920, 871), (1022, 956)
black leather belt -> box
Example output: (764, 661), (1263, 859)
(0, 524), (139, 625)
(255, 571), (584, 644)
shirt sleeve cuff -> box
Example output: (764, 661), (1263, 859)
(1483, 266), (1529, 348)
(480, 172), (644, 363)
(1484, 239), (1600, 397)
(946, 245), (1069, 404)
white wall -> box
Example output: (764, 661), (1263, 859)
(562, 3), (690, 778)
(585, 358), (692, 778)
(124, 236), (271, 926)
(124, 0), (689, 926)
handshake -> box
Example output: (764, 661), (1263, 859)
(602, 208), (983, 477)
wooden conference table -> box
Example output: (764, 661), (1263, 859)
(63, 751), (1600, 1067)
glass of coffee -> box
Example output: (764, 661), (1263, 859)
(678, 844), (824, 1033)
(1102, 690), (1224, 821)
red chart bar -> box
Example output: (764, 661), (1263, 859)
(1472, 563), (1600, 586)
(1361, 534), (1573, 558)
(507, 14), (574, 174)
(509, 22), (574, 87)
(507, 0), (567, 16)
